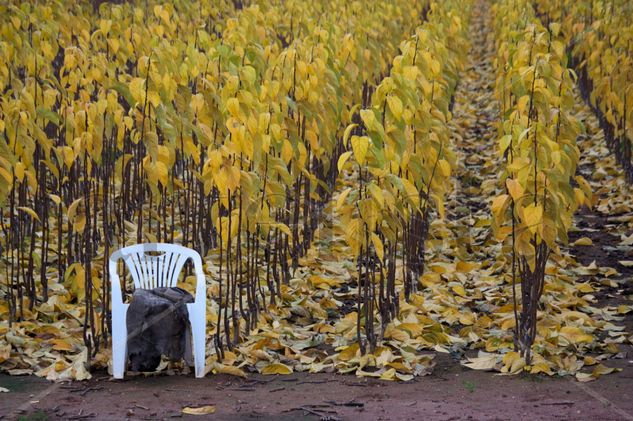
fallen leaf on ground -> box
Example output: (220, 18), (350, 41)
(261, 362), (293, 375)
(182, 405), (216, 415)
(576, 364), (620, 382)
(572, 237), (593, 246)
(461, 353), (500, 371)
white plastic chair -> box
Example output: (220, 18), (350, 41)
(109, 243), (207, 378)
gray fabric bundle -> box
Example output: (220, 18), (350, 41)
(126, 287), (194, 372)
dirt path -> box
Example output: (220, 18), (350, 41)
(443, 0), (499, 262)
(2, 358), (633, 421)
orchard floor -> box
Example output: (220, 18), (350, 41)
(2, 355), (633, 421)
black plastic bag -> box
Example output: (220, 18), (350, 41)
(126, 287), (194, 372)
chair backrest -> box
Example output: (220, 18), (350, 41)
(110, 243), (200, 290)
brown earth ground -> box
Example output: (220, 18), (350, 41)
(1, 357), (632, 421)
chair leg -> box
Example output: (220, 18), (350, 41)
(188, 305), (206, 378)
(112, 306), (128, 379)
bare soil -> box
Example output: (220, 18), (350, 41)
(1, 356), (632, 421)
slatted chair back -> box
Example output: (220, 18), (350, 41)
(111, 243), (199, 289)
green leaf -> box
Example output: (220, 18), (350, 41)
(36, 108), (60, 127)
(110, 81), (135, 108)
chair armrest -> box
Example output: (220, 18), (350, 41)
(110, 253), (132, 308)
(192, 255), (207, 307)
(112, 301), (130, 316)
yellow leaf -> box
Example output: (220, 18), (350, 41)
(499, 135), (512, 154)
(530, 361), (553, 375)
(49, 194), (62, 205)
(505, 178), (523, 201)
(522, 203), (543, 234)
(491, 194), (509, 218)
(61, 147), (75, 169)
(309, 275), (341, 289)
(219, 166), (241, 193)
(226, 98), (240, 117)
(72, 215), (87, 233)
(0, 344), (11, 364)
(575, 372), (594, 382)
(343, 124), (358, 146)
(591, 364), (618, 378)
(271, 223), (292, 239)
(367, 183), (384, 208)
(461, 353), (500, 371)
(305, 129), (319, 151)
(50, 338), (74, 352)
(14, 162), (26, 182)
(429, 59), (441, 77)
(359, 109), (376, 131)
(182, 406), (216, 415)
(387, 96), (403, 120)
(501, 318), (515, 330)
(337, 151), (353, 173)
(239, 65), (256, 85)
(401, 179), (420, 208)
(517, 95), (530, 115)
(17, 207), (40, 222)
(281, 139), (294, 164)
(108, 38), (120, 54)
(397, 323), (423, 337)
(129, 77), (145, 104)
(67, 198), (82, 221)
(0, 167), (12, 184)
(190, 94), (204, 114)
(65, 263), (86, 301)
(213, 363), (247, 378)
(379, 368), (397, 381)
(371, 233), (384, 261)
(576, 364), (619, 382)
(456, 261), (478, 272)
(403, 65), (419, 80)
(559, 326), (593, 344)
(501, 351), (526, 374)
(572, 237), (593, 246)
(350, 135), (369, 165)
(576, 283), (594, 293)
(261, 362), (292, 375)
(438, 159), (451, 177)
(337, 342), (359, 361)
(451, 284), (467, 297)
(335, 188), (352, 210)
